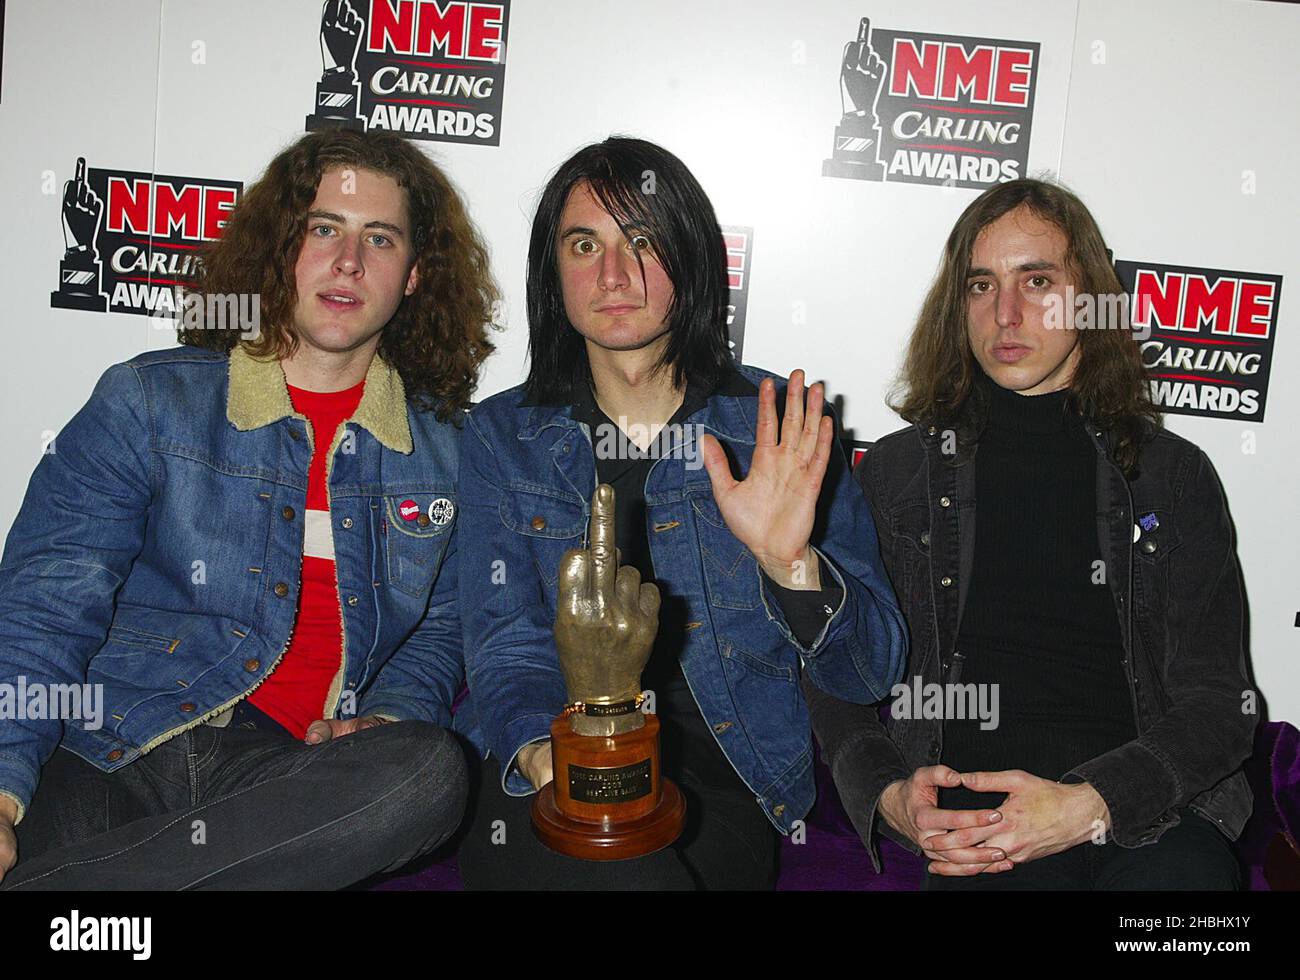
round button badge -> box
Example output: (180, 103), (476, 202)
(428, 498), (455, 526)
(398, 499), (420, 521)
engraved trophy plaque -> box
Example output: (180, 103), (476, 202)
(530, 485), (686, 860)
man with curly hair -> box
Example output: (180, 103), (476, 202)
(0, 129), (499, 889)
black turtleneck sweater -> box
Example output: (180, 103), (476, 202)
(938, 373), (1136, 809)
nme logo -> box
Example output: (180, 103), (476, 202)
(367, 0), (505, 61)
(1131, 269), (1276, 339)
(304, 0), (512, 146)
(1118, 259), (1283, 421)
(103, 177), (236, 243)
(887, 39), (1033, 107)
(823, 16), (1039, 189)
(722, 225), (753, 360)
(50, 156), (242, 318)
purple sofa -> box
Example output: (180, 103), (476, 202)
(367, 720), (1300, 891)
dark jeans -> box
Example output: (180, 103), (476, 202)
(3, 705), (467, 890)
(459, 685), (778, 891)
(923, 810), (1242, 891)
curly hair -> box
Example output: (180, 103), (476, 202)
(891, 178), (1161, 477)
(180, 129), (499, 421)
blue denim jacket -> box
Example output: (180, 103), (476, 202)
(456, 364), (907, 833)
(0, 346), (463, 821)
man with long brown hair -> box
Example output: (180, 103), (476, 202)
(0, 129), (498, 889)
(805, 178), (1256, 890)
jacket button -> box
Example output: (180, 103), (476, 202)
(712, 720), (732, 733)
(244, 659), (261, 672)
(274, 582), (289, 597)
(180, 702), (196, 712)
(417, 513), (431, 527)
(289, 429), (303, 441)
(347, 595), (359, 606)
(531, 516), (546, 530)
(772, 804), (786, 818)
(920, 532), (930, 546)
(341, 517), (353, 529)
(106, 749), (124, 762)
(281, 506), (295, 521)
(939, 496), (951, 508)
(940, 575), (953, 588)
(1140, 539), (1157, 554)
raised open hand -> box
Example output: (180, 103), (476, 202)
(700, 369), (834, 590)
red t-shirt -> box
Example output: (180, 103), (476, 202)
(249, 379), (365, 738)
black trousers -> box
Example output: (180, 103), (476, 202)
(458, 688), (778, 891)
(4, 703), (467, 890)
(923, 810), (1242, 891)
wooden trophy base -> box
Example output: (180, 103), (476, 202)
(531, 712), (686, 861)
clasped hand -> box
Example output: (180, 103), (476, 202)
(880, 766), (1109, 876)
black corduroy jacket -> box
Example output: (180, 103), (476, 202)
(804, 418), (1256, 870)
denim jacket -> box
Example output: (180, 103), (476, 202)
(804, 419), (1256, 868)
(0, 346), (463, 821)
(456, 364), (908, 834)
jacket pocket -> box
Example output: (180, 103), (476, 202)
(689, 492), (761, 611)
(93, 609), (185, 689)
(384, 493), (455, 598)
(105, 624), (179, 652)
(1132, 508), (1180, 619)
(498, 485), (586, 586)
(722, 640), (796, 682)
(888, 503), (932, 620)
(719, 640), (802, 785)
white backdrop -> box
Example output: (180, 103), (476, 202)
(1, 0), (1295, 722)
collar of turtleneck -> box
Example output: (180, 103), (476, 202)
(975, 367), (1080, 437)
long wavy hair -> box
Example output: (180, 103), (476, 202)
(181, 129), (499, 421)
(891, 178), (1160, 477)
(523, 136), (733, 403)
